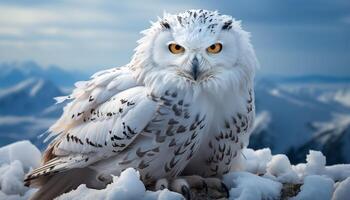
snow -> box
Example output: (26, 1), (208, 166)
(252, 111), (271, 135)
(266, 154), (299, 183)
(0, 141), (40, 200)
(311, 114), (350, 145)
(304, 150), (326, 175)
(290, 175), (334, 200)
(324, 164), (350, 181)
(0, 140), (349, 200)
(57, 168), (182, 200)
(241, 148), (272, 175)
(251, 80), (350, 165)
(0, 160), (27, 195)
(318, 88), (350, 107)
(292, 150), (350, 182)
(29, 79), (44, 97)
(0, 140), (41, 170)
(269, 89), (280, 97)
(332, 177), (350, 200)
(0, 79), (36, 99)
(223, 172), (282, 200)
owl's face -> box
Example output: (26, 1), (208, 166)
(132, 10), (258, 93)
(152, 22), (239, 82)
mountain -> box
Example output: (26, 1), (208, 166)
(0, 61), (350, 164)
(0, 116), (56, 148)
(0, 78), (66, 148)
(0, 61), (89, 148)
(263, 75), (350, 84)
(287, 114), (350, 165)
(0, 78), (64, 116)
(0, 61), (87, 88)
(250, 78), (350, 165)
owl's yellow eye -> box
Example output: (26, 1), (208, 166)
(168, 43), (185, 54)
(207, 43), (222, 54)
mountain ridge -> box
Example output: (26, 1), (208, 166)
(0, 61), (87, 88)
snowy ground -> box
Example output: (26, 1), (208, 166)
(0, 141), (349, 200)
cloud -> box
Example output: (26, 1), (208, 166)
(0, 0), (349, 76)
(0, 1), (199, 71)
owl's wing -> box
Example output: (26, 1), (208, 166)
(48, 66), (140, 139)
(25, 66), (159, 185)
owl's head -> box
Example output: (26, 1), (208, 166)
(131, 10), (258, 95)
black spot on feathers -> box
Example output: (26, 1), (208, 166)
(222, 20), (233, 30)
(160, 21), (170, 29)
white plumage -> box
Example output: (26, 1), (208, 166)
(25, 9), (258, 199)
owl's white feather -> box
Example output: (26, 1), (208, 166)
(25, 9), (258, 200)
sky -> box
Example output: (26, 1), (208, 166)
(0, 0), (349, 76)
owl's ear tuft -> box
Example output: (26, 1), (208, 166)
(160, 20), (171, 30)
(222, 20), (233, 30)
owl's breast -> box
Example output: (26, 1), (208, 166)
(93, 88), (212, 184)
(183, 87), (255, 177)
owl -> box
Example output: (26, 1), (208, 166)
(25, 9), (258, 200)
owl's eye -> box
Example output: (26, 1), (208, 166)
(207, 43), (222, 54)
(168, 43), (185, 54)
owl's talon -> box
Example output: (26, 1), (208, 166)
(169, 178), (192, 199)
(152, 176), (228, 199)
(177, 176), (229, 198)
(181, 185), (191, 200)
(160, 184), (166, 190)
(153, 178), (193, 199)
(97, 174), (112, 184)
(155, 178), (169, 190)
(221, 182), (230, 198)
(202, 180), (208, 194)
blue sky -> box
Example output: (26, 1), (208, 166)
(0, 0), (349, 76)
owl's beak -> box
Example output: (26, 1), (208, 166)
(191, 56), (199, 80)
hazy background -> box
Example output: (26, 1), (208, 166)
(0, 0), (349, 75)
(0, 0), (349, 164)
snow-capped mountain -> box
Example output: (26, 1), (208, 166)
(0, 61), (88, 148)
(0, 61), (349, 164)
(0, 78), (64, 116)
(0, 61), (86, 88)
(250, 78), (350, 165)
(288, 114), (350, 165)
(0, 78), (65, 147)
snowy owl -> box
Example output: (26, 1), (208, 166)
(25, 9), (258, 200)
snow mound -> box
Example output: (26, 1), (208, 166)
(1, 140), (349, 200)
(242, 148), (272, 175)
(0, 141), (40, 200)
(223, 171), (282, 200)
(290, 175), (334, 200)
(57, 168), (182, 200)
(332, 177), (350, 200)
(0, 140), (41, 170)
(266, 154), (299, 183)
